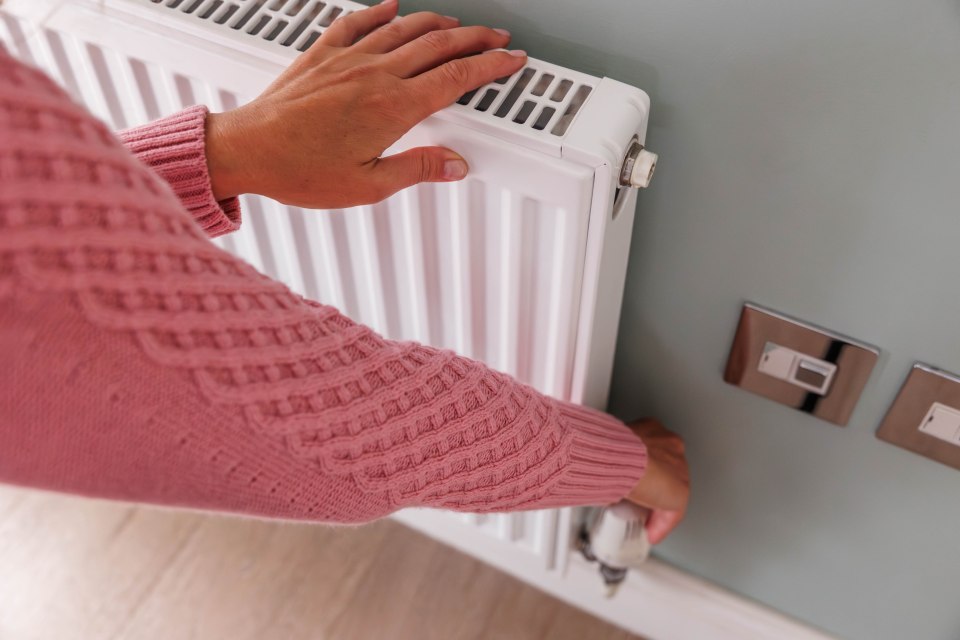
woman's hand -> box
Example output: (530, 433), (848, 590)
(626, 419), (690, 544)
(205, 0), (526, 208)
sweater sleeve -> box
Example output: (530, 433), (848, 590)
(0, 53), (646, 523)
(117, 105), (242, 238)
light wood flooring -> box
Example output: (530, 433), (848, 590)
(0, 487), (642, 640)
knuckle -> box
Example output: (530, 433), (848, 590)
(336, 67), (364, 85)
(416, 153), (438, 183)
(324, 24), (351, 42)
(330, 11), (353, 27)
(420, 29), (453, 54)
(338, 63), (377, 83)
(377, 22), (405, 44)
(324, 14), (354, 35)
(438, 59), (471, 87)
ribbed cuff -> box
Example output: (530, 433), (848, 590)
(118, 105), (241, 238)
(548, 402), (647, 506)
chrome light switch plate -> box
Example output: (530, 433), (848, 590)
(877, 364), (960, 470)
(723, 303), (879, 426)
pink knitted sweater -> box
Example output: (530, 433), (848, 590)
(0, 52), (646, 523)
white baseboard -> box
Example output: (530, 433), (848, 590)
(393, 510), (833, 640)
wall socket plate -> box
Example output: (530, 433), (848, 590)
(877, 364), (960, 470)
(723, 303), (880, 426)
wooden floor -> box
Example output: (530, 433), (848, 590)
(0, 487), (641, 640)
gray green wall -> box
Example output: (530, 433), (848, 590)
(405, 1), (960, 638)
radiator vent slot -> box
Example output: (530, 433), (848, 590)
(149, 0), (351, 52)
(144, 0), (595, 136)
(457, 67), (592, 137)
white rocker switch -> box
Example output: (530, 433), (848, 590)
(877, 364), (960, 471)
(757, 343), (837, 396)
(918, 402), (960, 445)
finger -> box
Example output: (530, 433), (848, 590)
(383, 25), (511, 78)
(370, 146), (469, 199)
(353, 11), (461, 54)
(407, 49), (527, 119)
(319, 0), (399, 48)
(645, 509), (684, 545)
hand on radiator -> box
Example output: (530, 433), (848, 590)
(204, 0), (527, 208)
(626, 420), (690, 544)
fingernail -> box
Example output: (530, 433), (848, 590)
(508, 49), (527, 57)
(444, 15), (460, 23)
(494, 28), (510, 37)
(380, 0), (397, 6)
(443, 159), (468, 180)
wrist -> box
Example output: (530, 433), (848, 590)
(205, 110), (250, 201)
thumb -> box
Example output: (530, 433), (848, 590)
(372, 146), (469, 196)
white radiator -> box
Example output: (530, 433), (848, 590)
(1, 0), (649, 574)
(0, 3), (831, 638)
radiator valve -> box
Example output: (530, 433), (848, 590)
(620, 140), (658, 189)
(577, 500), (652, 597)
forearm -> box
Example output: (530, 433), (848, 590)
(0, 289), (644, 521)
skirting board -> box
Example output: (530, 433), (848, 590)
(392, 510), (834, 640)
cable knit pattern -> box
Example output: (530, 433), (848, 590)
(0, 52), (646, 522)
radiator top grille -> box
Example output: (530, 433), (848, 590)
(147, 0), (594, 137)
(151, 0), (351, 52)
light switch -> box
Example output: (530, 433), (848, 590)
(877, 364), (960, 471)
(918, 402), (960, 445)
(758, 342), (837, 396)
(724, 304), (879, 426)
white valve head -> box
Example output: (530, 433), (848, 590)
(587, 500), (652, 570)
